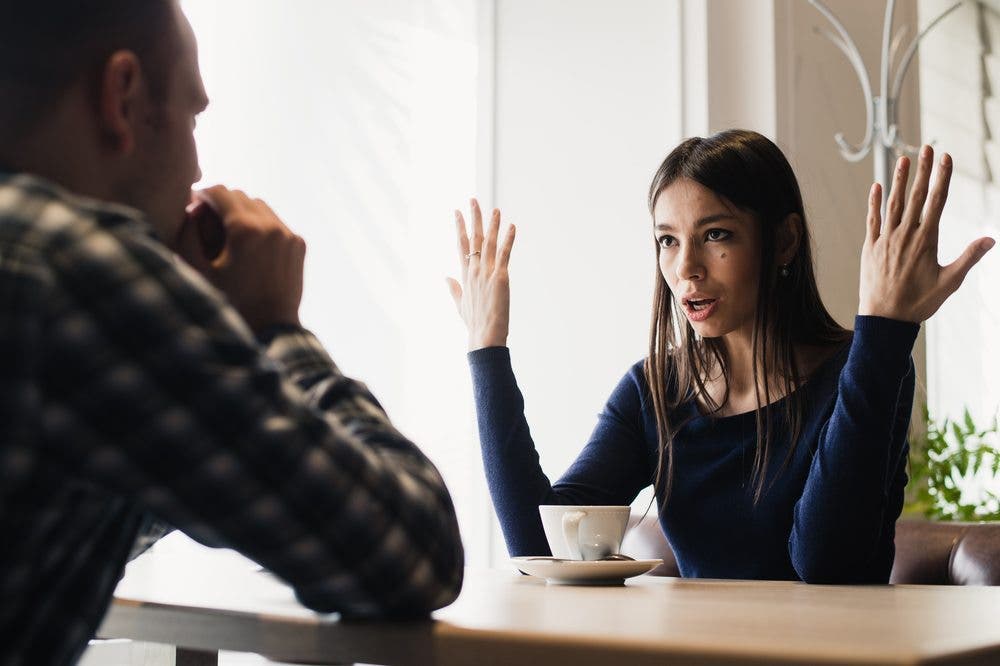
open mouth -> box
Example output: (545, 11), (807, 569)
(682, 297), (719, 321)
(685, 298), (716, 311)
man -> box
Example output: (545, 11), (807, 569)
(0, 1), (464, 663)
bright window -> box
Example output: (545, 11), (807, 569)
(182, 0), (494, 563)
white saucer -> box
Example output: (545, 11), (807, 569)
(511, 556), (663, 585)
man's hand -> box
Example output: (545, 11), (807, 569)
(175, 186), (305, 333)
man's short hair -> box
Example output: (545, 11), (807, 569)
(0, 0), (176, 138)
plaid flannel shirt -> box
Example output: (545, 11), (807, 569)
(0, 173), (464, 666)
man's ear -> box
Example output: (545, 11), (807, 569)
(98, 51), (144, 156)
(776, 213), (803, 266)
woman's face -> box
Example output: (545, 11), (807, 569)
(653, 178), (761, 341)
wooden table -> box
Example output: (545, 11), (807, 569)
(99, 538), (1000, 665)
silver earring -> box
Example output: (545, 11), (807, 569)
(779, 264), (790, 278)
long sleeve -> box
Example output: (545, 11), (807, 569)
(789, 315), (918, 583)
(126, 514), (175, 562)
(469, 347), (651, 556)
(30, 200), (463, 618)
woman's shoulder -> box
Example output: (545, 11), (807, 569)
(800, 335), (853, 378)
(612, 359), (650, 402)
(619, 355), (687, 408)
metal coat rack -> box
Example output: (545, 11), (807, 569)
(807, 0), (965, 198)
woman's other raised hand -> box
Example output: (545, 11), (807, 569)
(446, 198), (516, 350)
(859, 146), (995, 323)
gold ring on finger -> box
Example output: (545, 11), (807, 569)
(465, 251), (481, 260)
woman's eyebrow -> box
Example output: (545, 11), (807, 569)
(655, 213), (738, 231)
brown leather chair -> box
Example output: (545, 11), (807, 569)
(622, 515), (1000, 585)
(890, 519), (1000, 585)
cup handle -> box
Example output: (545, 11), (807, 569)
(561, 510), (587, 560)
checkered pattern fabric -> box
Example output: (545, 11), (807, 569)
(0, 173), (464, 666)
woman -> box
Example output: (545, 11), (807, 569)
(446, 130), (994, 583)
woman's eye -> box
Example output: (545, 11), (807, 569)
(657, 235), (677, 248)
(706, 229), (731, 242)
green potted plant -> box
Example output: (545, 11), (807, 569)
(906, 405), (1000, 521)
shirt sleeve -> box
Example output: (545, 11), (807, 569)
(126, 513), (175, 562)
(469, 347), (651, 556)
(41, 219), (463, 618)
(788, 315), (918, 583)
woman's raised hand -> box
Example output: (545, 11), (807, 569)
(859, 146), (995, 323)
(446, 198), (517, 350)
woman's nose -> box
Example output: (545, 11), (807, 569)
(675, 244), (705, 281)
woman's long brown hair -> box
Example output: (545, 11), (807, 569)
(645, 130), (850, 506)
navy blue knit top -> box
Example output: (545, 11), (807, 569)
(469, 316), (919, 583)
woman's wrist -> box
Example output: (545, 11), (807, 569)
(468, 323), (509, 351)
(469, 336), (508, 352)
(857, 302), (920, 324)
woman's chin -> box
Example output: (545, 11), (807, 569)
(687, 319), (734, 339)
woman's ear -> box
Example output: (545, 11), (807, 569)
(776, 213), (803, 266)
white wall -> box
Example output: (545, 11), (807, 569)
(682, 0), (778, 137)
(487, 0), (682, 559)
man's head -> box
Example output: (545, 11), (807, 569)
(0, 0), (209, 246)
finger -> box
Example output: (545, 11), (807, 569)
(193, 185), (238, 225)
(230, 189), (252, 206)
(292, 235), (307, 263)
(455, 210), (471, 281)
(918, 152), (953, 249)
(866, 182), (882, 244)
(470, 198), (484, 253)
(190, 200), (227, 261)
(496, 223), (517, 269)
(482, 208), (501, 273)
(445, 277), (463, 313)
(174, 214), (215, 276)
(885, 156), (910, 232)
(902, 145), (933, 228)
(249, 197), (295, 238)
(252, 197), (280, 220)
(941, 237), (996, 293)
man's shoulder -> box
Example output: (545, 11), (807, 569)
(0, 172), (152, 249)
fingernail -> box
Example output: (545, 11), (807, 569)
(941, 153), (952, 168)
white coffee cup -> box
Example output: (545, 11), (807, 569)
(538, 505), (630, 560)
